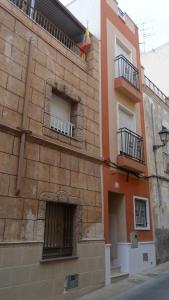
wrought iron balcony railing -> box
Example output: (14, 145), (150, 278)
(10, 0), (81, 57)
(117, 127), (144, 163)
(115, 55), (140, 90)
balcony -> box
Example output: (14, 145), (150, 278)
(117, 128), (145, 173)
(114, 55), (142, 103)
(10, 0), (85, 57)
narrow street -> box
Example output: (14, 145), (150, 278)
(112, 272), (169, 300)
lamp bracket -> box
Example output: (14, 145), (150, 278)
(153, 144), (165, 151)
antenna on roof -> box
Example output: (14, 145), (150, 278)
(137, 21), (154, 53)
(66, 0), (79, 7)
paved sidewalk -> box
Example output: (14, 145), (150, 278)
(75, 261), (169, 300)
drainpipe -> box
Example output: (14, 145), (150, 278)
(16, 39), (33, 195)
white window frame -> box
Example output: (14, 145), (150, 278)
(133, 196), (150, 231)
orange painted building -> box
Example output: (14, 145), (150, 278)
(64, 0), (156, 285)
(101, 0), (155, 282)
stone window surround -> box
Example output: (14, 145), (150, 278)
(39, 191), (82, 262)
(43, 80), (84, 146)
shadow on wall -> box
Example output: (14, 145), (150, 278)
(156, 228), (169, 264)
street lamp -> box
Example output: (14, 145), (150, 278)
(153, 127), (169, 151)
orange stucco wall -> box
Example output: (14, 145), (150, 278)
(103, 166), (153, 243)
(101, 0), (153, 244)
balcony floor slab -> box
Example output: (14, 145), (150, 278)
(117, 155), (146, 174)
(114, 77), (142, 104)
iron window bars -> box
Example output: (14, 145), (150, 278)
(43, 202), (76, 259)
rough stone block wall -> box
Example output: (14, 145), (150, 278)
(0, 1), (104, 298)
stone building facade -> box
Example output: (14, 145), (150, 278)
(0, 0), (104, 299)
(143, 75), (169, 263)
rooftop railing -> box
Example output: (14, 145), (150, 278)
(115, 55), (140, 90)
(118, 7), (125, 20)
(10, 0), (81, 57)
(144, 76), (168, 104)
(117, 127), (144, 163)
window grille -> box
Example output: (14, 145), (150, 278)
(43, 202), (76, 259)
(50, 114), (74, 137)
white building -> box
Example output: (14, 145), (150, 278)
(143, 75), (169, 263)
(142, 43), (169, 97)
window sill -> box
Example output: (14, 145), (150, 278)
(40, 256), (78, 264)
(43, 127), (83, 146)
(50, 127), (80, 142)
(134, 226), (150, 231)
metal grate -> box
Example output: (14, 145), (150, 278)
(115, 55), (140, 90)
(43, 202), (76, 259)
(10, 0), (81, 57)
(117, 127), (144, 163)
(65, 274), (79, 291)
(50, 113), (75, 137)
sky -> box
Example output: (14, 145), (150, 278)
(60, 0), (169, 53)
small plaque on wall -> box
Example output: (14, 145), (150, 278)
(130, 231), (138, 248)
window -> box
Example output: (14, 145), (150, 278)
(118, 104), (136, 131)
(115, 39), (131, 60)
(43, 202), (76, 259)
(134, 197), (150, 230)
(44, 83), (83, 142)
(118, 104), (136, 156)
(49, 93), (75, 137)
